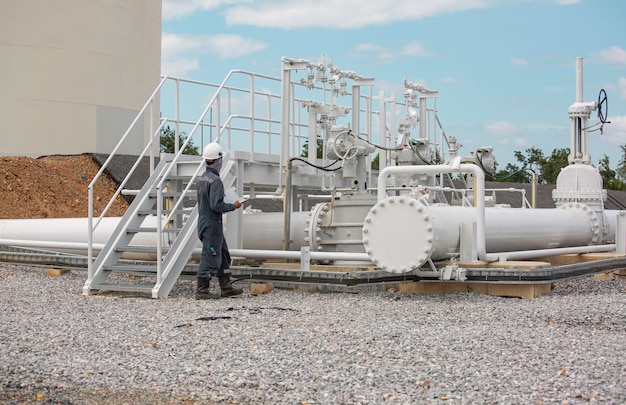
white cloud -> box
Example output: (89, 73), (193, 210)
(510, 58), (528, 66)
(597, 46), (626, 66)
(161, 32), (267, 77)
(483, 121), (529, 153)
(400, 42), (430, 57)
(162, 57), (199, 78)
(223, 0), (488, 29)
(602, 115), (626, 146)
(513, 137), (530, 148)
(484, 121), (523, 137)
(603, 77), (626, 100)
(352, 42), (429, 64)
(556, 0), (581, 4)
(442, 77), (457, 84)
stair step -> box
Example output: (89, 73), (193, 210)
(148, 191), (197, 198)
(126, 227), (182, 234)
(89, 283), (155, 293)
(114, 245), (170, 253)
(162, 174), (194, 181)
(137, 209), (192, 216)
(103, 263), (158, 273)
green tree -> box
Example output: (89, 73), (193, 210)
(493, 147), (569, 184)
(160, 125), (199, 155)
(598, 154), (625, 191)
(493, 163), (531, 183)
(371, 153), (379, 170)
(541, 148), (570, 184)
(301, 138), (324, 158)
(617, 144), (626, 183)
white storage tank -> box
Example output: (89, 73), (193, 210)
(0, 0), (161, 156)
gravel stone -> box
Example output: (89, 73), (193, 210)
(0, 264), (624, 404)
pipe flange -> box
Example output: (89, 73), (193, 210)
(307, 202), (331, 251)
(558, 202), (602, 245)
(362, 196), (434, 273)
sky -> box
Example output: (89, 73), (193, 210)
(160, 0), (626, 170)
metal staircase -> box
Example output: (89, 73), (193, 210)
(83, 153), (239, 298)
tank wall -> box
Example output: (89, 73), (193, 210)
(0, 0), (161, 156)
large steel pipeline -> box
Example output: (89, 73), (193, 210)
(0, 200), (619, 267)
(0, 157), (622, 271)
(361, 196), (618, 273)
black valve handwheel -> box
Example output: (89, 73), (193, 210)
(598, 89), (608, 123)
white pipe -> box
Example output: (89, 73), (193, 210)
(490, 244), (615, 262)
(0, 239), (105, 251)
(0, 214), (372, 264)
(228, 248), (370, 262)
(378, 161), (496, 260)
(576, 57), (583, 103)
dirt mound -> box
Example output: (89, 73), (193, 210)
(0, 154), (129, 219)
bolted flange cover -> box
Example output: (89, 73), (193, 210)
(362, 196), (434, 273)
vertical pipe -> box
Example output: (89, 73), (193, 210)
(266, 93), (271, 156)
(283, 160), (293, 251)
(280, 64), (291, 189)
(352, 84), (360, 137)
(576, 57), (583, 103)
(419, 96), (427, 140)
(378, 90), (387, 171)
(532, 172), (537, 208)
(249, 74), (255, 156)
(308, 109), (317, 164)
(617, 212), (626, 254)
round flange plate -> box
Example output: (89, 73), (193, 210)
(362, 196), (434, 273)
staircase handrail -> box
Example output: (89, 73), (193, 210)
(88, 75), (169, 226)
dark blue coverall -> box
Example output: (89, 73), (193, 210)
(196, 165), (236, 280)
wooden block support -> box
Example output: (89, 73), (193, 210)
(534, 252), (626, 267)
(47, 268), (70, 277)
(399, 281), (553, 299)
(250, 283), (274, 295)
(292, 284), (319, 293)
(592, 273), (615, 281)
(261, 261), (376, 274)
(457, 260), (551, 269)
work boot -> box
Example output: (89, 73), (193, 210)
(195, 278), (220, 300)
(218, 274), (243, 297)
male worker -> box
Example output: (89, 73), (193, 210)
(196, 142), (243, 300)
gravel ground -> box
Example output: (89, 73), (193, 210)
(0, 264), (624, 405)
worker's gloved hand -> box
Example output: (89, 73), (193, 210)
(235, 200), (242, 209)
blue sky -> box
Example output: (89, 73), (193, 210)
(161, 0), (626, 170)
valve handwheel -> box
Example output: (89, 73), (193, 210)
(597, 89), (609, 124)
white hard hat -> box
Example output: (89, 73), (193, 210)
(202, 142), (223, 160)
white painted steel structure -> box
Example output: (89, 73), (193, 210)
(0, 56), (622, 297)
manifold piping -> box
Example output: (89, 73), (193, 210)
(378, 159), (495, 261)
